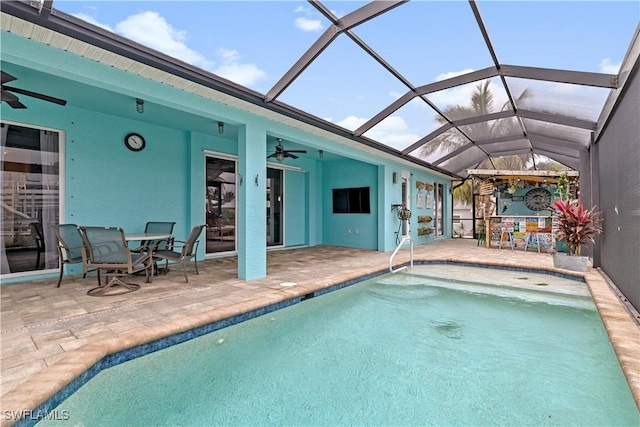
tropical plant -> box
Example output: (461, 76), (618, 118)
(420, 81), (532, 168)
(555, 171), (575, 201)
(553, 199), (602, 256)
(452, 179), (474, 205)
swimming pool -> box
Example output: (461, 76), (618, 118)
(35, 264), (639, 426)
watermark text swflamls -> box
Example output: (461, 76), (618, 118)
(3, 410), (70, 421)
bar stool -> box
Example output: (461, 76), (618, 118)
(498, 227), (514, 250)
(525, 232), (541, 253)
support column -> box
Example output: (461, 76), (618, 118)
(237, 124), (267, 280)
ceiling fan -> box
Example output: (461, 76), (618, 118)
(267, 138), (307, 162)
(1, 71), (67, 109)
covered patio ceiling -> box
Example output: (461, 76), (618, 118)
(2, 1), (639, 178)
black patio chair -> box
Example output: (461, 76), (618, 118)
(49, 223), (93, 287)
(79, 226), (154, 296)
(154, 224), (205, 283)
(131, 221), (176, 254)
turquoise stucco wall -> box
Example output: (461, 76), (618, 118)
(378, 166), (452, 251)
(1, 30), (454, 284)
(322, 159), (378, 250)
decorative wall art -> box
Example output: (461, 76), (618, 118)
(426, 194), (433, 209)
(416, 192), (424, 209)
(417, 215), (433, 223)
(417, 227), (434, 236)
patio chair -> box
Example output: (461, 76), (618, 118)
(49, 223), (93, 287)
(131, 221), (176, 253)
(154, 224), (205, 283)
(79, 226), (154, 296)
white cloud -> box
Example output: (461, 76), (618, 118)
(389, 90), (403, 100)
(74, 10), (269, 88)
(338, 115), (418, 150)
(435, 69), (475, 82)
(116, 11), (214, 69)
(428, 68), (478, 108)
(295, 17), (324, 32)
(294, 5), (310, 14)
(336, 115), (366, 131)
(214, 48), (268, 87)
(599, 58), (621, 74)
(294, 5), (323, 32)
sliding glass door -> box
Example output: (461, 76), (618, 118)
(205, 156), (236, 254)
(267, 167), (283, 247)
(1, 122), (60, 275)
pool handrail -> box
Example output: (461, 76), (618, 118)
(389, 235), (413, 273)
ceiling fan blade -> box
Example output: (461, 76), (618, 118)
(284, 150), (307, 154)
(267, 153), (277, 159)
(2, 86), (67, 106)
(287, 153), (299, 159)
(8, 99), (28, 109)
(1, 90), (27, 108)
(1, 90), (19, 102)
(1, 71), (17, 85)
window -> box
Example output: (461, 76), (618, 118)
(332, 187), (370, 214)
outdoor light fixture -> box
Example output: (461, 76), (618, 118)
(276, 152), (285, 163)
(135, 98), (144, 114)
(218, 121), (224, 134)
(319, 149), (324, 159)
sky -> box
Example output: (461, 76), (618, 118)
(54, 1), (639, 151)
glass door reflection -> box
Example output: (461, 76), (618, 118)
(267, 168), (283, 247)
(205, 156), (236, 254)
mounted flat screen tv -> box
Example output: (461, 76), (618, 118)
(333, 187), (370, 214)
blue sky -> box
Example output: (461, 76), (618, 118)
(55, 1), (638, 150)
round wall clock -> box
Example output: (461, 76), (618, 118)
(524, 187), (552, 211)
(124, 133), (146, 152)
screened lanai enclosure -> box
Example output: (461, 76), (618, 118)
(1, 1), (639, 311)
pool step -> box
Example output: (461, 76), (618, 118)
(379, 271), (595, 310)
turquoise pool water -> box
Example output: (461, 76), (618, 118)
(37, 265), (639, 426)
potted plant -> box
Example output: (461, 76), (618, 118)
(552, 199), (603, 272)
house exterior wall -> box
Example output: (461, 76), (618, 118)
(0, 30), (453, 284)
(322, 160), (379, 250)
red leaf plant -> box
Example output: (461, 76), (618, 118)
(554, 199), (603, 256)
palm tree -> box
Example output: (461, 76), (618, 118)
(420, 80), (534, 204)
(420, 81), (531, 167)
(452, 179), (474, 206)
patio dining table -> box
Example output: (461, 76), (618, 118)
(125, 232), (172, 242)
(126, 232), (173, 275)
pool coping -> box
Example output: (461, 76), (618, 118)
(3, 258), (638, 426)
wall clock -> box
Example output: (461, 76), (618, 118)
(124, 133), (146, 152)
(524, 188), (552, 211)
